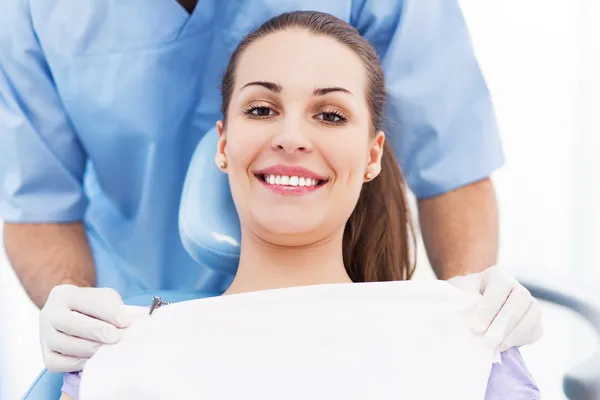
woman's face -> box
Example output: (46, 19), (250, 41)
(216, 29), (384, 245)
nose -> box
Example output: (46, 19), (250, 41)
(271, 115), (312, 154)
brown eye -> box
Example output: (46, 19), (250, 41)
(320, 112), (342, 122)
(316, 110), (347, 125)
(252, 107), (272, 116)
(244, 106), (276, 118)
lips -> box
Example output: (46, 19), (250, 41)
(254, 164), (329, 195)
(254, 165), (328, 182)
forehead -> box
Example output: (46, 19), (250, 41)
(234, 29), (368, 97)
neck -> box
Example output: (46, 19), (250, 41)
(223, 230), (351, 295)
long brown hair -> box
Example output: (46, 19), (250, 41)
(221, 11), (416, 281)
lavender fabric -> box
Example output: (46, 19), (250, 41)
(486, 347), (541, 399)
(61, 372), (81, 400)
(61, 347), (539, 399)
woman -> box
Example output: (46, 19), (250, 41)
(61, 11), (539, 399)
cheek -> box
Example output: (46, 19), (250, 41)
(322, 134), (369, 184)
(223, 122), (269, 217)
(225, 123), (265, 175)
(320, 135), (369, 220)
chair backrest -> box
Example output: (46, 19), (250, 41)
(178, 127), (242, 285)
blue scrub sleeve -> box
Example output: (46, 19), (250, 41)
(351, 0), (505, 198)
(0, 0), (87, 222)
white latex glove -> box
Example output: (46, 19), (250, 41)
(448, 265), (543, 352)
(40, 284), (133, 373)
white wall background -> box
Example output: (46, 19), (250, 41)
(2, 1), (599, 399)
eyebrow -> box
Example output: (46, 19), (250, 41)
(312, 87), (353, 97)
(240, 81), (282, 92)
(239, 81), (354, 97)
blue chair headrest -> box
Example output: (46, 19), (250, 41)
(179, 127), (241, 277)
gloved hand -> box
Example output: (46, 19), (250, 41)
(448, 265), (543, 352)
(40, 284), (133, 373)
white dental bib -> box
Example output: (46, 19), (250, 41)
(80, 281), (500, 399)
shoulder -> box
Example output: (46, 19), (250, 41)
(485, 347), (541, 400)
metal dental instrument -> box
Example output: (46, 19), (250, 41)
(149, 296), (172, 315)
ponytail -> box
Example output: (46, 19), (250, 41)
(343, 142), (416, 282)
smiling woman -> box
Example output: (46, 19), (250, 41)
(215, 14), (414, 290)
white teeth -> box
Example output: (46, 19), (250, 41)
(262, 174), (322, 187)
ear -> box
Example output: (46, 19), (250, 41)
(365, 131), (385, 181)
(215, 120), (228, 172)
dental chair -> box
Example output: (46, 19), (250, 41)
(22, 128), (600, 400)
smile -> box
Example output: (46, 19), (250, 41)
(255, 174), (327, 195)
(259, 174), (324, 187)
(254, 165), (329, 196)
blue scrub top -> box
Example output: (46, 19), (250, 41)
(0, 0), (504, 296)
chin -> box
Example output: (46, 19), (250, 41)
(266, 215), (319, 236)
(249, 208), (325, 240)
